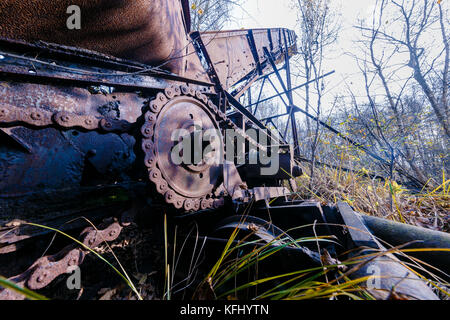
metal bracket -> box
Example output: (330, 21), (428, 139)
(337, 202), (379, 249)
(246, 30), (263, 75)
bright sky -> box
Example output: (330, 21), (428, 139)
(226, 0), (371, 30)
(224, 0), (379, 117)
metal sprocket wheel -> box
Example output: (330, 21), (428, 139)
(141, 85), (225, 212)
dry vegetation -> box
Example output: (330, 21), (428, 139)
(293, 165), (449, 233)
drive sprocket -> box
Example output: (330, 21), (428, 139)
(141, 85), (226, 212)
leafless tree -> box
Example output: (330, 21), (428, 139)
(344, 0), (450, 184)
(292, 0), (340, 185)
(355, 0), (449, 139)
(190, 0), (243, 31)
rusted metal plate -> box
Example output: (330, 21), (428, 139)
(0, 81), (145, 124)
(0, 0), (191, 74)
(196, 29), (297, 90)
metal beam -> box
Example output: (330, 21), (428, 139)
(267, 77), (289, 108)
(247, 30), (263, 75)
(247, 71), (336, 108)
(252, 77), (267, 116)
(225, 92), (286, 145)
(260, 112), (290, 122)
(263, 47), (291, 105)
(283, 30), (300, 157)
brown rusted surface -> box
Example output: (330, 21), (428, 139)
(0, 218), (123, 300)
(191, 29), (297, 90)
(141, 85), (225, 211)
(0, 103), (54, 127)
(0, 0), (191, 74)
(0, 2), (303, 298)
(0, 81), (145, 125)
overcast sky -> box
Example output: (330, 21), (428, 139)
(224, 0), (379, 115)
(225, 0), (371, 30)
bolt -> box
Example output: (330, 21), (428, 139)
(30, 112), (42, 120)
(37, 272), (48, 283)
(109, 230), (116, 237)
(68, 258), (77, 266)
(61, 115), (70, 122)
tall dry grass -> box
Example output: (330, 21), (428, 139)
(292, 165), (449, 232)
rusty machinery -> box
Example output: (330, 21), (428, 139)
(0, 1), (448, 300)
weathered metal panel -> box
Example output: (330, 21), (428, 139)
(195, 29), (297, 90)
(0, 0), (191, 74)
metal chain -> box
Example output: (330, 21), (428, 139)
(0, 85), (271, 298)
(0, 218), (124, 300)
(0, 103), (133, 132)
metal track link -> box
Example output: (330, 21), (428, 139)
(0, 103), (133, 132)
(0, 217), (125, 300)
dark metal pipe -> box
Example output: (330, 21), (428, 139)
(361, 214), (450, 276)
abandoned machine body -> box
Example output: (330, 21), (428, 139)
(0, 0), (448, 300)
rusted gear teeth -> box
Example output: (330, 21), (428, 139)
(141, 85), (227, 213)
(149, 168), (162, 184)
(207, 101), (218, 113)
(183, 198), (195, 211)
(164, 85), (181, 99)
(201, 198), (213, 210)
